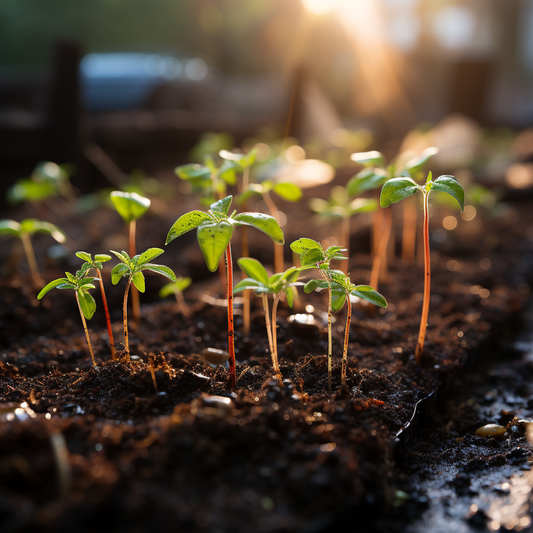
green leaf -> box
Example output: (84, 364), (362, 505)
(218, 161), (238, 185)
(237, 258), (269, 285)
(142, 264), (177, 282)
(197, 221), (234, 272)
(309, 198), (330, 215)
(76, 251), (92, 262)
(402, 147), (439, 175)
(175, 163), (211, 181)
(110, 249), (130, 264)
(346, 168), (388, 195)
(110, 191), (151, 222)
(94, 254), (112, 263)
(351, 288), (387, 308)
(166, 211), (212, 244)
(331, 287), (347, 313)
(111, 263), (130, 284)
(132, 272), (145, 292)
(37, 278), (70, 299)
(233, 278), (265, 293)
(273, 182), (302, 202)
(300, 248), (325, 268)
(78, 290), (96, 319)
(209, 195), (233, 216)
(175, 277), (192, 292)
(20, 220), (67, 243)
(137, 247), (164, 266)
(290, 238), (322, 254)
(380, 177), (419, 208)
(304, 279), (320, 294)
(33, 161), (68, 183)
(159, 277), (192, 298)
(430, 175), (465, 211)
(7, 179), (58, 204)
(233, 212), (284, 244)
(350, 150), (385, 167)
(0, 220), (21, 237)
(65, 271), (77, 283)
(285, 286), (295, 308)
(347, 197), (378, 215)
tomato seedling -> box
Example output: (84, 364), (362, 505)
(234, 258), (301, 381)
(349, 147), (438, 288)
(0, 219), (67, 290)
(159, 276), (192, 316)
(305, 270), (386, 386)
(110, 248), (176, 360)
(110, 191), (151, 324)
(309, 185), (376, 273)
(380, 171), (464, 364)
(76, 251), (116, 360)
(290, 238), (347, 392)
(166, 195), (284, 389)
(37, 269), (98, 365)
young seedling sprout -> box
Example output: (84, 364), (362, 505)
(75, 252), (116, 359)
(234, 258), (301, 381)
(159, 277), (192, 316)
(0, 219), (67, 290)
(305, 270), (387, 386)
(110, 191), (151, 324)
(166, 195), (284, 389)
(380, 171), (464, 364)
(37, 269), (98, 365)
(309, 185), (376, 273)
(238, 177), (302, 274)
(110, 248), (176, 360)
(349, 147), (438, 289)
(290, 238), (347, 393)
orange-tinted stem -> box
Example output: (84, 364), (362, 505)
(341, 295), (352, 386)
(415, 193), (430, 364)
(370, 206), (393, 291)
(123, 278), (132, 361)
(225, 244), (236, 389)
(75, 291), (96, 366)
(271, 294), (282, 380)
(96, 268), (115, 360)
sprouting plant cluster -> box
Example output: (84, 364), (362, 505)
(3, 136), (466, 396)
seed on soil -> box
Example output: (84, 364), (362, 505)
(201, 347), (229, 366)
(475, 424), (506, 438)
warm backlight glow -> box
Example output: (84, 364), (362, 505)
(301, 0), (337, 15)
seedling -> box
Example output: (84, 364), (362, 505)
(166, 195), (284, 389)
(309, 185), (376, 273)
(110, 191), (151, 324)
(175, 156), (239, 205)
(110, 248), (176, 360)
(380, 171), (464, 364)
(290, 238), (347, 392)
(349, 147), (438, 288)
(37, 269), (98, 365)
(238, 177), (302, 274)
(7, 161), (75, 205)
(0, 219), (67, 290)
(234, 258), (301, 381)
(305, 270), (386, 386)
(75, 252), (116, 360)
(159, 277), (192, 316)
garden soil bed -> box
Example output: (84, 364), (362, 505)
(1, 188), (533, 532)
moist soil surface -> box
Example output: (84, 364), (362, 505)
(1, 187), (533, 532)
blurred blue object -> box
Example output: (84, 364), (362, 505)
(79, 53), (209, 111)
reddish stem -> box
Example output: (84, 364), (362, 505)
(415, 193), (430, 364)
(225, 244), (236, 389)
(370, 205), (393, 291)
(96, 268), (115, 360)
(342, 294), (352, 386)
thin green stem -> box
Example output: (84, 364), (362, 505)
(320, 268), (333, 393)
(75, 291), (96, 366)
(96, 268), (115, 360)
(21, 232), (42, 290)
(342, 293), (352, 386)
(129, 220), (141, 324)
(271, 294), (282, 380)
(415, 192), (430, 364)
(262, 294), (275, 361)
(225, 244), (236, 389)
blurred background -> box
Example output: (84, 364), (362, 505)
(1, 0), (533, 200)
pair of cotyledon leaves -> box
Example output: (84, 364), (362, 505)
(166, 196), (284, 272)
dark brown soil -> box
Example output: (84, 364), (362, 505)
(1, 186), (532, 532)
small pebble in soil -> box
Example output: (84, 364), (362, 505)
(475, 424), (506, 438)
(201, 347), (229, 366)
